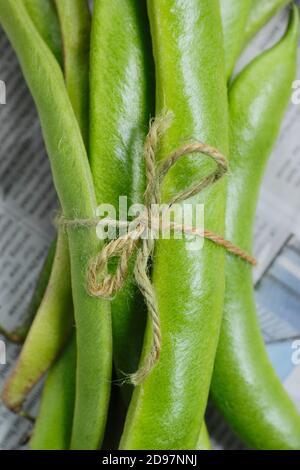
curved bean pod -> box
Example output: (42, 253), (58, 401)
(1, 0), (91, 416)
(0, 0), (63, 344)
(211, 6), (300, 450)
(2, 231), (73, 412)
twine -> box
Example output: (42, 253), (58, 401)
(59, 113), (256, 385)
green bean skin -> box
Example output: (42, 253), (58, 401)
(0, 0), (112, 450)
(24, 0), (62, 65)
(220, 0), (251, 78)
(211, 6), (300, 450)
(30, 336), (76, 450)
(90, 0), (153, 396)
(55, 0), (90, 147)
(245, 0), (291, 44)
(120, 0), (228, 450)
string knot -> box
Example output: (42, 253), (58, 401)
(58, 113), (256, 385)
(86, 112), (232, 385)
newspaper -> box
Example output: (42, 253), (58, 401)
(0, 5), (300, 451)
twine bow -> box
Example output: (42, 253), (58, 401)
(82, 114), (255, 385)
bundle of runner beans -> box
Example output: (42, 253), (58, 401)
(0, 0), (299, 450)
